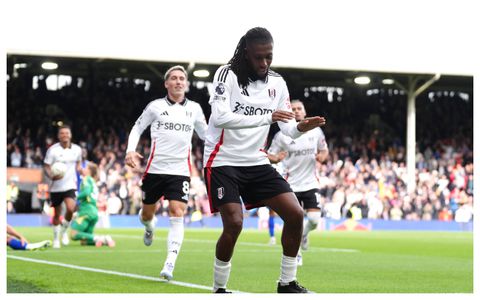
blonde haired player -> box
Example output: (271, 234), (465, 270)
(125, 65), (208, 280)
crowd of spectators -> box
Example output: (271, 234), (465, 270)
(6, 68), (474, 223)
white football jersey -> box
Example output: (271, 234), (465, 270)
(44, 143), (82, 192)
(269, 128), (327, 192)
(127, 97), (207, 176)
(204, 65), (302, 168)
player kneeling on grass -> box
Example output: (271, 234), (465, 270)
(70, 162), (115, 247)
(7, 224), (52, 251)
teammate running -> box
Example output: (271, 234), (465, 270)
(269, 99), (329, 266)
(204, 27), (326, 293)
(44, 125), (82, 248)
(70, 162), (115, 247)
(125, 65), (208, 280)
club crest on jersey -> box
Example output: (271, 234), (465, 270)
(215, 83), (225, 95)
(217, 187), (225, 199)
(268, 88), (276, 100)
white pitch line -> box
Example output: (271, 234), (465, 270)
(19, 249), (275, 254)
(7, 255), (246, 293)
(112, 234), (360, 253)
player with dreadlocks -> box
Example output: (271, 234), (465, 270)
(204, 27), (326, 293)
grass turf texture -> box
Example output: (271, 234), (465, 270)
(6, 227), (473, 293)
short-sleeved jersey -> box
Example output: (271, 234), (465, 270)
(269, 128), (327, 192)
(204, 65), (302, 168)
(44, 143), (82, 192)
(127, 97), (208, 177)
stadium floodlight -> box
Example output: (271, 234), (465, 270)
(14, 63), (27, 69)
(193, 69), (210, 78)
(382, 78), (394, 85)
(41, 62), (58, 70)
(354, 76), (370, 85)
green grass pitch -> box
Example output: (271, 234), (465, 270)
(6, 227), (473, 293)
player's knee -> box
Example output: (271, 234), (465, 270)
(286, 207), (304, 228)
(225, 218), (243, 236)
(169, 204), (186, 217)
(307, 211), (321, 227)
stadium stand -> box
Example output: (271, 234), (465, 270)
(6, 55), (473, 223)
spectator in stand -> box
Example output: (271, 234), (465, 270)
(10, 145), (23, 167)
(7, 177), (20, 213)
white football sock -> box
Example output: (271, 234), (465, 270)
(303, 211), (321, 236)
(279, 254), (297, 285)
(53, 225), (61, 241)
(213, 257), (231, 291)
(165, 217), (184, 265)
(139, 209), (155, 231)
(61, 219), (70, 233)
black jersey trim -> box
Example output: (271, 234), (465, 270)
(268, 69), (282, 77)
(217, 66), (230, 83)
(165, 96), (187, 106)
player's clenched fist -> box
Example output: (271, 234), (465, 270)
(125, 151), (143, 168)
(272, 110), (295, 123)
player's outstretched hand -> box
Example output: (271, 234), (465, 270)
(297, 116), (326, 132)
(125, 151), (143, 168)
(272, 110), (295, 123)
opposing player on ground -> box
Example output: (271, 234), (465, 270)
(204, 27), (326, 293)
(125, 65), (208, 280)
(70, 162), (115, 247)
(269, 99), (329, 265)
(7, 224), (51, 251)
(44, 125), (82, 248)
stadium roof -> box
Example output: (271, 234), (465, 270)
(4, 0), (478, 77)
(6, 54), (473, 96)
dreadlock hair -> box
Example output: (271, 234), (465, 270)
(228, 27), (273, 88)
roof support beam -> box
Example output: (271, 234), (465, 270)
(395, 73), (440, 194)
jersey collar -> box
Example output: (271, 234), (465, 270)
(165, 96), (187, 106)
(60, 142), (72, 149)
(248, 72), (269, 84)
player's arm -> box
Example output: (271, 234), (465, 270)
(76, 152), (82, 173)
(316, 149), (329, 163)
(193, 104), (208, 140)
(268, 152), (287, 164)
(43, 149), (62, 181)
(7, 224), (28, 245)
(316, 129), (329, 163)
(267, 132), (287, 164)
(125, 104), (155, 168)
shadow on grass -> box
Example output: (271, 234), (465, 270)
(7, 277), (49, 293)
